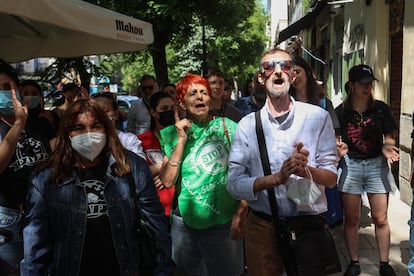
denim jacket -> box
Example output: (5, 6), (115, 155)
(20, 152), (175, 276)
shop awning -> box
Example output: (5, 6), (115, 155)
(0, 0), (154, 63)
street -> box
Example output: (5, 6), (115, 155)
(330, 194), (410, 276)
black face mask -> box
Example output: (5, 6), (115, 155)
(28, 104), (42, 118)
(158, 110), (175, 127)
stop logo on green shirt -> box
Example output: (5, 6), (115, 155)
(160, 117), (238, 229)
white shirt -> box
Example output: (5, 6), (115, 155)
(227, 97), (338, 218)
(117, 130), (145, 160)
(126, 98), (151, 135)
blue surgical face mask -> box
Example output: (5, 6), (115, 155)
(0, 90), (21, 116)
(22, 95), (41, 110)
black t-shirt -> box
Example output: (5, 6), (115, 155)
(335, 100), (398, 159)
(0, 117), (51, 209)
(78, 162), (120, 276)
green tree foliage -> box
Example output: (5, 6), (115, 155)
(303, 0), (311, 13)
(98, 51), (154, 93)
(100, 0), (259, 86)
(124, 0), (267, 91)
(167, 2), (268, 89)
(41, 0), (268, 96)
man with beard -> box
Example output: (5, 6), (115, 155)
(227, 48), (338, 275)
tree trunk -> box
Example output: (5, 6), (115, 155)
(150, 28), (169, 88)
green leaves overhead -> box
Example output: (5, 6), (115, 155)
(41, 0), (268, 95)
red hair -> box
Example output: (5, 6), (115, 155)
(176, 73), (211, 102)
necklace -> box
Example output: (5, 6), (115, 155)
(352, 112), (365, 128)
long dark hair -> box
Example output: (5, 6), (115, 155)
(45, 100), (130, 183)
(291, 56), (325, 106)
(0, 59), (19, 86)
(343, 84), (375, 112)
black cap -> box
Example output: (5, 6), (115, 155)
(348, 64), (378, 83)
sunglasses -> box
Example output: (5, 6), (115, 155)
(141, 85), (154, 91)
(260, 60), (293, 77)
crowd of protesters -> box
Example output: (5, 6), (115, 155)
(0, 47), (404, 276)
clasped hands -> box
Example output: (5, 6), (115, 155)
(278, 142), (309, 184)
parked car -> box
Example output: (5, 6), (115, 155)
(116, 95), (139, 113)
(116, 95), (139, 131)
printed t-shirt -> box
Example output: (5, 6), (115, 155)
(78, 162), (120, 276)
(0, 117), (51, 209)
(335, 100), (398, 159)
(160, 117), (238, 230)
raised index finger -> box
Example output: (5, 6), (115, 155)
(174, 106), (181, 123)
(10, 85), (22, 106)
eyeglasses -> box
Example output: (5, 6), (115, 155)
(260, 60), (293, 77)
(141, 85), (154, 91)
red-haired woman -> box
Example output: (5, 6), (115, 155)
(159, 73), (244, 275)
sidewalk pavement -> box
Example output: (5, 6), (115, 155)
(330, 194), (411, 276)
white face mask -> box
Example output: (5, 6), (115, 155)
(287, 178), (322, 206)
(70, 132), (107, 161)
(287, 167), (322, 207)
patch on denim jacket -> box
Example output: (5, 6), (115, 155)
(82, 179), (107, 218)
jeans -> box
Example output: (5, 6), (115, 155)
(408, 189), (414, 275)
(338, 155), (391, 194)
(0, 206), (22, 276)
(171, 214), (243, 276)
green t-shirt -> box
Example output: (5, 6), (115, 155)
(160, 117), (238, 230)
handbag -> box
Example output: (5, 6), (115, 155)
(280, 215), (342, 275)
(126, 172), (158, 276)
(324, 185), (343, 226)
(255, 111), (341, 276)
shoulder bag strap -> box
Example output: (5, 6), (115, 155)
(254, 111), (282, 233)
(220, 102), (227, 117)
(222, 117), (231, 145)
